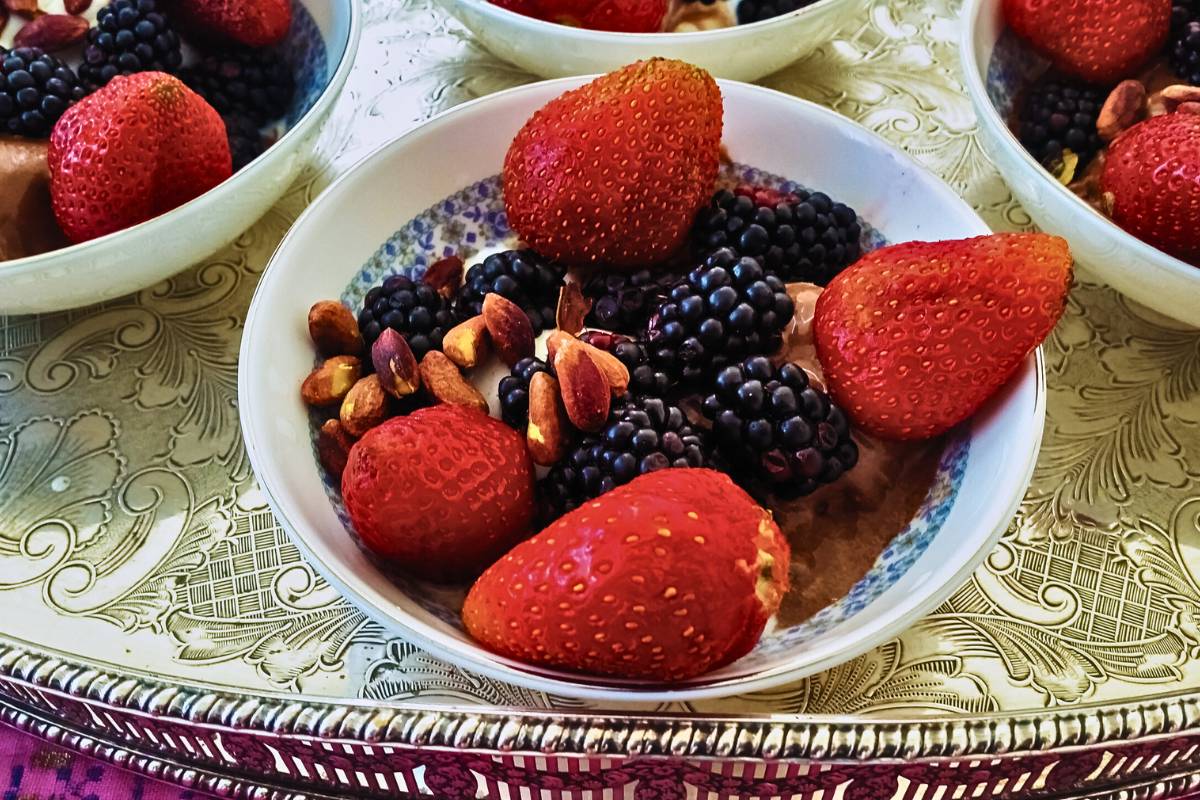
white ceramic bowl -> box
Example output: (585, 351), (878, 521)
(239, 76), (1046, 701)
(0, 0), (361, 315)
(435, 0), (862, 81)
(960, 0), (1200, 326)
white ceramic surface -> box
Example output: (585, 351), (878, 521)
(435, 0), (862, 81)
(960, 0), (1200, 327)
(0, 0), (362, 315)
(239, 77), (1046, 701)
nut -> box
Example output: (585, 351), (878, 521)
(339, 375), (391, 437)
(556, 341), (610, 432)
(308, 300), (363, 357)
(317, 419), (355, 480)
(1097, 79), (1146, 141)
(371, 328), (420, 398)
(300, 355), (361, 407)
(442, 314), (490, 368)
(419, 350), (489, 413)
(13, 13), (86, 48)
(4, 0), (39, 18)
(423, 255), (464, 299)
(548, 331), (629, 397)
(1100, 191), (1116, 217)
(555, 282), (592, 335)
(482, 293), (535, 366)
(526, 372), (569, 466)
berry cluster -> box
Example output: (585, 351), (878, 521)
(357, 273), (456, 359)
(1017, 78), (1105, 170)
(454, 250), (565, 334)
(79, 0), (183, 89)
(0, 47), (86, 138)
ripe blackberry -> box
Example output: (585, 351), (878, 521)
(579, 331), (672, 400)
(454, 249), (566, 334)
(646, 247), (794, 384)
(498, 356), (554, 430)
(182, 48), (295, 126)
(736, 0), (817, 24)
(1016, 78), (1105, 171)
(692, 187), (861, 285)
(702, 356), (857, 498)
(223, 114), (265, 171)
(1170, 0), (1200, 85)
(79, 0), (183, 89)
(582, 268), (681, 334)
(539, 397), (709, 521)
(357, 273), (455, 360)
(0, 47), (86, 138)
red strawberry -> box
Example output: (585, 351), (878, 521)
(49, 72), (231, 244)
(491, 0), (547, 19)
(341, 405), (535, 583)
(463, 468), (790, 682)
(1101, 113), (1200, 263)
(813, 233), (1072, 441)
(504, 58), (722, 268)
(525, 0), (593, 24)
(1002, 0), (1169, 84)
(168, 0), (291, 47)
(582, 0), (667, 32)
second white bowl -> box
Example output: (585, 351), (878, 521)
(240, 77), (1045, 701)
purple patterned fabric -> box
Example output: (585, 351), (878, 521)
(0, 724), (214, 799)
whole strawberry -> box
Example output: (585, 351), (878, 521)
(578, 0), (667, 32)
(167, 0), (291, 47)
(1003, 0), (1169, 84)
(49, 72), (231, 244)
(463, 468), (790, 681)
(814, 233), (1072, 441)
(503, 58), (722, 268)
(1101, 113), (1200, 263)
(342, 405), (535, 583)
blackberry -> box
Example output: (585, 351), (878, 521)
(357, 273), (455, 360)
(454, 249), (566, 334)
(1170, 0), (1200, 86)
(702, 356), (857, 498)
(539, 397), (709, 521)
(736, 0), (817, 24)
(579, 331), (672, 400)
(1016, 78), (1105, 171)
(646, 247), (794, 384)
(223, 114), (265, 171)
(0, 47), (86, 138)
(182, 48), (295, 126)
(692, 187), (861, 285)
(498, 356), (554, 430)
(79, 0), (183, 90)
(582, 268), (681, 334)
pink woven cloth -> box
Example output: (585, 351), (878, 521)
(0, 723), (215, 799)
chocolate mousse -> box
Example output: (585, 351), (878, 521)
(770, 283), (945, 627)
(0, 136), (68, 261)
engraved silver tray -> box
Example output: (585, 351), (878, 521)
(2, 0), (1199, 796)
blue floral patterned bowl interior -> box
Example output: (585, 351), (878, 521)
(277, 0), (330, 128)
(314, 163), (972, 667)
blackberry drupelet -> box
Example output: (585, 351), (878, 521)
(692, 187), (861, 285)
(0, 47), (86, 138)
(79, 0), (183, 89)
(357, 273), (455, 360)
(582, 268), (681, 334)
(222, 113), (265, 171)
(538, 397), (709, 521)
(454, 249), (566, 334)
(646, 247), (794, 384)
(183, 48), (295, 126)
(1170, 0), (1200, 85)
(579, 331), (672, 400)
(736, 0), (817, 24)
(498, 356), (554, 430)
(702, 356), (857, 498)
(1016, 78), (1105, 171)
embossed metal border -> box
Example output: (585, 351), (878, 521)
(3, 640), (1200, 762)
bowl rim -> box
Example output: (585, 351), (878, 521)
(239, 75), (1047, 701)
(0, 0), (364, 277)
(958, 0), (1200, 286)
(446, 0), (856, 40)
